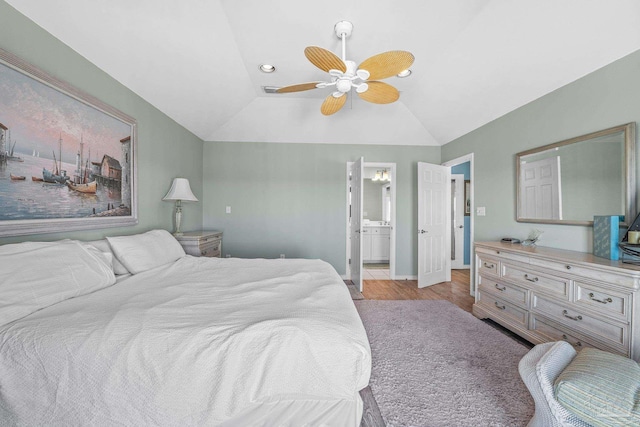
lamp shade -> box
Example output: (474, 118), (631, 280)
(162, 178), (198, 202)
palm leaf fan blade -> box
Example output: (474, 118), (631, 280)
(358, 51), (414, 80)
(357, 81), (399, 104)
(276, 82), (322, 93)
(304, 46), (347, 73)
(321, 94), (347, 115)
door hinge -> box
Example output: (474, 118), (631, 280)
(349, 258), (351, 265)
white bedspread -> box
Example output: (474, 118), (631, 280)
(0, 257), (371, 426)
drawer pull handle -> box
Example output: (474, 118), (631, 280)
(201, 250), (207, 256)
(562, 310), (582, 321)
(483, 262), (495, 269)
(494, 302), (506, 310)
(495, 284), (506, 291)
(524, 274), (539, 282)
(588, 293), (613, 304)
(562, 335), (582, 348)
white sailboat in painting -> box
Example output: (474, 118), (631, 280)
(42, 134), (68, 184)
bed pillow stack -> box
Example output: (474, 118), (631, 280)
(107, 229), (185, 274)
(0, 240), (116, 326)
(86, 239), (130, 275)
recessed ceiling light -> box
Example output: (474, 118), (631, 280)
(397, 69), (412, 78)
(259, 64), (276, 73)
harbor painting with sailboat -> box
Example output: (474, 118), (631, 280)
(0, 54), (134, 227)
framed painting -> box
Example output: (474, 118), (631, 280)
(464, 180), (470, 216)
(0, 47), (137, 237)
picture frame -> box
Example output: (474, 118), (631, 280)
(0, 47), (137, 237)
(464, 180), (470, 216)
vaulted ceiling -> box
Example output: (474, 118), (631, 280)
(6, 0), (640, 146)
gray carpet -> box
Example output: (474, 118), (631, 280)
(355, 300), (534, 427)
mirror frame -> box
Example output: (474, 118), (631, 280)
(516, 122), (636, 226)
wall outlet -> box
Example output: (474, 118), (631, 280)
(225, 206), (231, 214)
(476, 206), (486, 216)
(280, 254), (285, 259)
(225, 254), (231, 258)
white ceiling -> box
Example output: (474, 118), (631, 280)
(6, 0), (640, 146)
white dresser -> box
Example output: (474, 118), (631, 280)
(473, 242), (640, 361)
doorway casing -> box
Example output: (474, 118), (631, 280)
(442, 153), (475, 296)
(345, 162), (397, 287)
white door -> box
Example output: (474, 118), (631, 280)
(418, 162), (451, 288)
(520, 156), (562, 220)
(350, 157), (364, 291)
(451, 174), (465, 269)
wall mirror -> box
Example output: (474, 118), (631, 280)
(516, 123), (636, 226)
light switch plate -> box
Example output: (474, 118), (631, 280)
(476, 207), (486, 216)
(225, 206), (231, 214)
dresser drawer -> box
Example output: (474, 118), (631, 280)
(478, 275), (528, 307)
(529, 315), (599, 352)
(529, 257), (638, 288)
(477, 254), (499, 277)
(574, 281), (630, 322)
(475, 246), (530, 264)
(531, 294), (628, 349)
(477, 291), (528, 328)
(200, 234), (222, 245)
(199, 243), (221, 258)
(502, 263), (570, 298)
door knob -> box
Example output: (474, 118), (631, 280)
(458, 225), (463, 228)
(419, 229), (427, 234)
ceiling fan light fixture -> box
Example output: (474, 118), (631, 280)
(397, 69), (412, 78)
(276, 21), (414, 115)
(259, 64), (276, 73)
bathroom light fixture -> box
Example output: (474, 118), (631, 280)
(397, 69), (412, 78)
(163, 178), (198, 235)
(371, 169), (390, 182)
(259, 64), (276, 73)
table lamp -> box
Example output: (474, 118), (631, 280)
(163, 178), (198, 235)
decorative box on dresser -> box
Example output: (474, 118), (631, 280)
(473, 241), (640, 362)
(173, 230), (222, 258)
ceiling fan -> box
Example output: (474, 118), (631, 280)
(276, 21), (415, 116)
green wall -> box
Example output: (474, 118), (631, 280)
(0, 1), (204, 245)
(442, 49), (640, 252)
(202, 142), (440, 276)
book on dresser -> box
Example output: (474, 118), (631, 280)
(473, 241), (640, 361)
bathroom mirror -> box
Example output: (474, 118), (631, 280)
(516, 123), (636, 226)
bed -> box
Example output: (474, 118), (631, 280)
(0, 230), (371, 426)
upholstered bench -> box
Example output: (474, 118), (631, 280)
(518, 341), (640, 427)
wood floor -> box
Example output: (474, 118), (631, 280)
(362, 269), (474, 313)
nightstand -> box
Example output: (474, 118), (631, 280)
(174, 230), (222, 257)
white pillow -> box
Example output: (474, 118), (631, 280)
(86, 239), (130, 275)
(0, 240), (116, 326)
(107, 229), (185, 274)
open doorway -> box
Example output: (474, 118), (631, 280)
(442, 154), (475, 296)
(346, 162), (397, 288)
